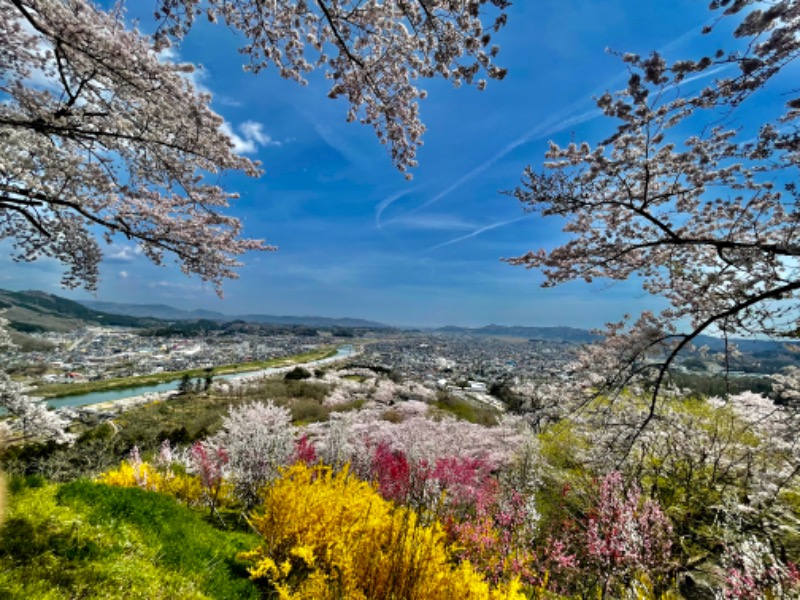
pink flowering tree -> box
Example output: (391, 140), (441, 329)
(536, 471), (673, 597)
(582, 472), (672, 585)
(189, 440), (229, 516)
(447, 479), (539, 586)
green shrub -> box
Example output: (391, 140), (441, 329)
(433, 392), (498, 426)
(289, 398), (330, 424)
(284, 366), (312, 380)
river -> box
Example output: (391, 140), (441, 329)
(46, 344), (357, 410)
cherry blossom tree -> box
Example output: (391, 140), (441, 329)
(508, 1), (800, 416)
(1, 0), (269, 293)
(1, 0), (510, 438)
(2, 0), (509, 290)
(153, 0), (510, 176)
(0, 316), (71, 443)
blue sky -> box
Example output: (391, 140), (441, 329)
(1, 1), (743, 327)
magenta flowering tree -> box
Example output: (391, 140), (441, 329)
(370, 442), (413, 504)
(369, 440), (498, 514)
(189, 440), (229, 515)
(293, 433), (318, 465)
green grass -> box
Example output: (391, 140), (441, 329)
(342, 374), (367, 382)
(34, 345), (339, 398)
(0, 477), (261, 599)
(432, 392), (499, 426)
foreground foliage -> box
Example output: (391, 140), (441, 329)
(242, 463), (524, 599)
(5, 367), (800, 598)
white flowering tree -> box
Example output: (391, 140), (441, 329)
(508, 1), (800, 418)
(209, 401), (296, 509)
(0, 316), (71, 443)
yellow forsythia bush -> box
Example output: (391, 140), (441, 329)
(98, 460), (205, 507)
(240, 463), (524, 600)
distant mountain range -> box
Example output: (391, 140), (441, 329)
(79, 299), (392, 329)
(77, 301), (600, 340)
(0, 289), (164, 333)
(434, 324), (599, 343)
(77, 301), (226, 322)
(1, 290), (798, 361)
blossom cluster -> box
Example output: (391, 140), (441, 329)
(241, 462), (525, 599)
(0, 315), (71, 444)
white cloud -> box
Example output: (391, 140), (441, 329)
(240, 121), (280, 147)
(159, 48), (279, 156)
(119, 270), (129, 279)
(105, 244), (140, 263)
(220, 120), (280, 155)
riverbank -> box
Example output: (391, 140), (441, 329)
(37, 346), (341, 400)
(64, 344), (360, 415)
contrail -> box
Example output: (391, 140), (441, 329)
(375, 190), (411, 229)
(425, 215), (530, 252)
(375, 18), (725, 231)
(375, 105), (599, 229)
(420, 66), (731, 252)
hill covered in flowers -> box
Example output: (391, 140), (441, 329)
(3, 365), (800, 598)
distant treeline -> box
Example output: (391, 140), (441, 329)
(136, 317), (383, 338)
(669, 372), (774, 397)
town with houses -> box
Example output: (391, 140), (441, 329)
(5, 325), (580, 396)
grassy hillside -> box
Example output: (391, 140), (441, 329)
(0, 477), (260, 599)
(0, 289), (163, 333)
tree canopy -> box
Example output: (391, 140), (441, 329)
(1, 0), (509, 293)
(508, 0), (800, 413)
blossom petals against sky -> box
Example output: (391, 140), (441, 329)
(2, 1), (721, 327)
